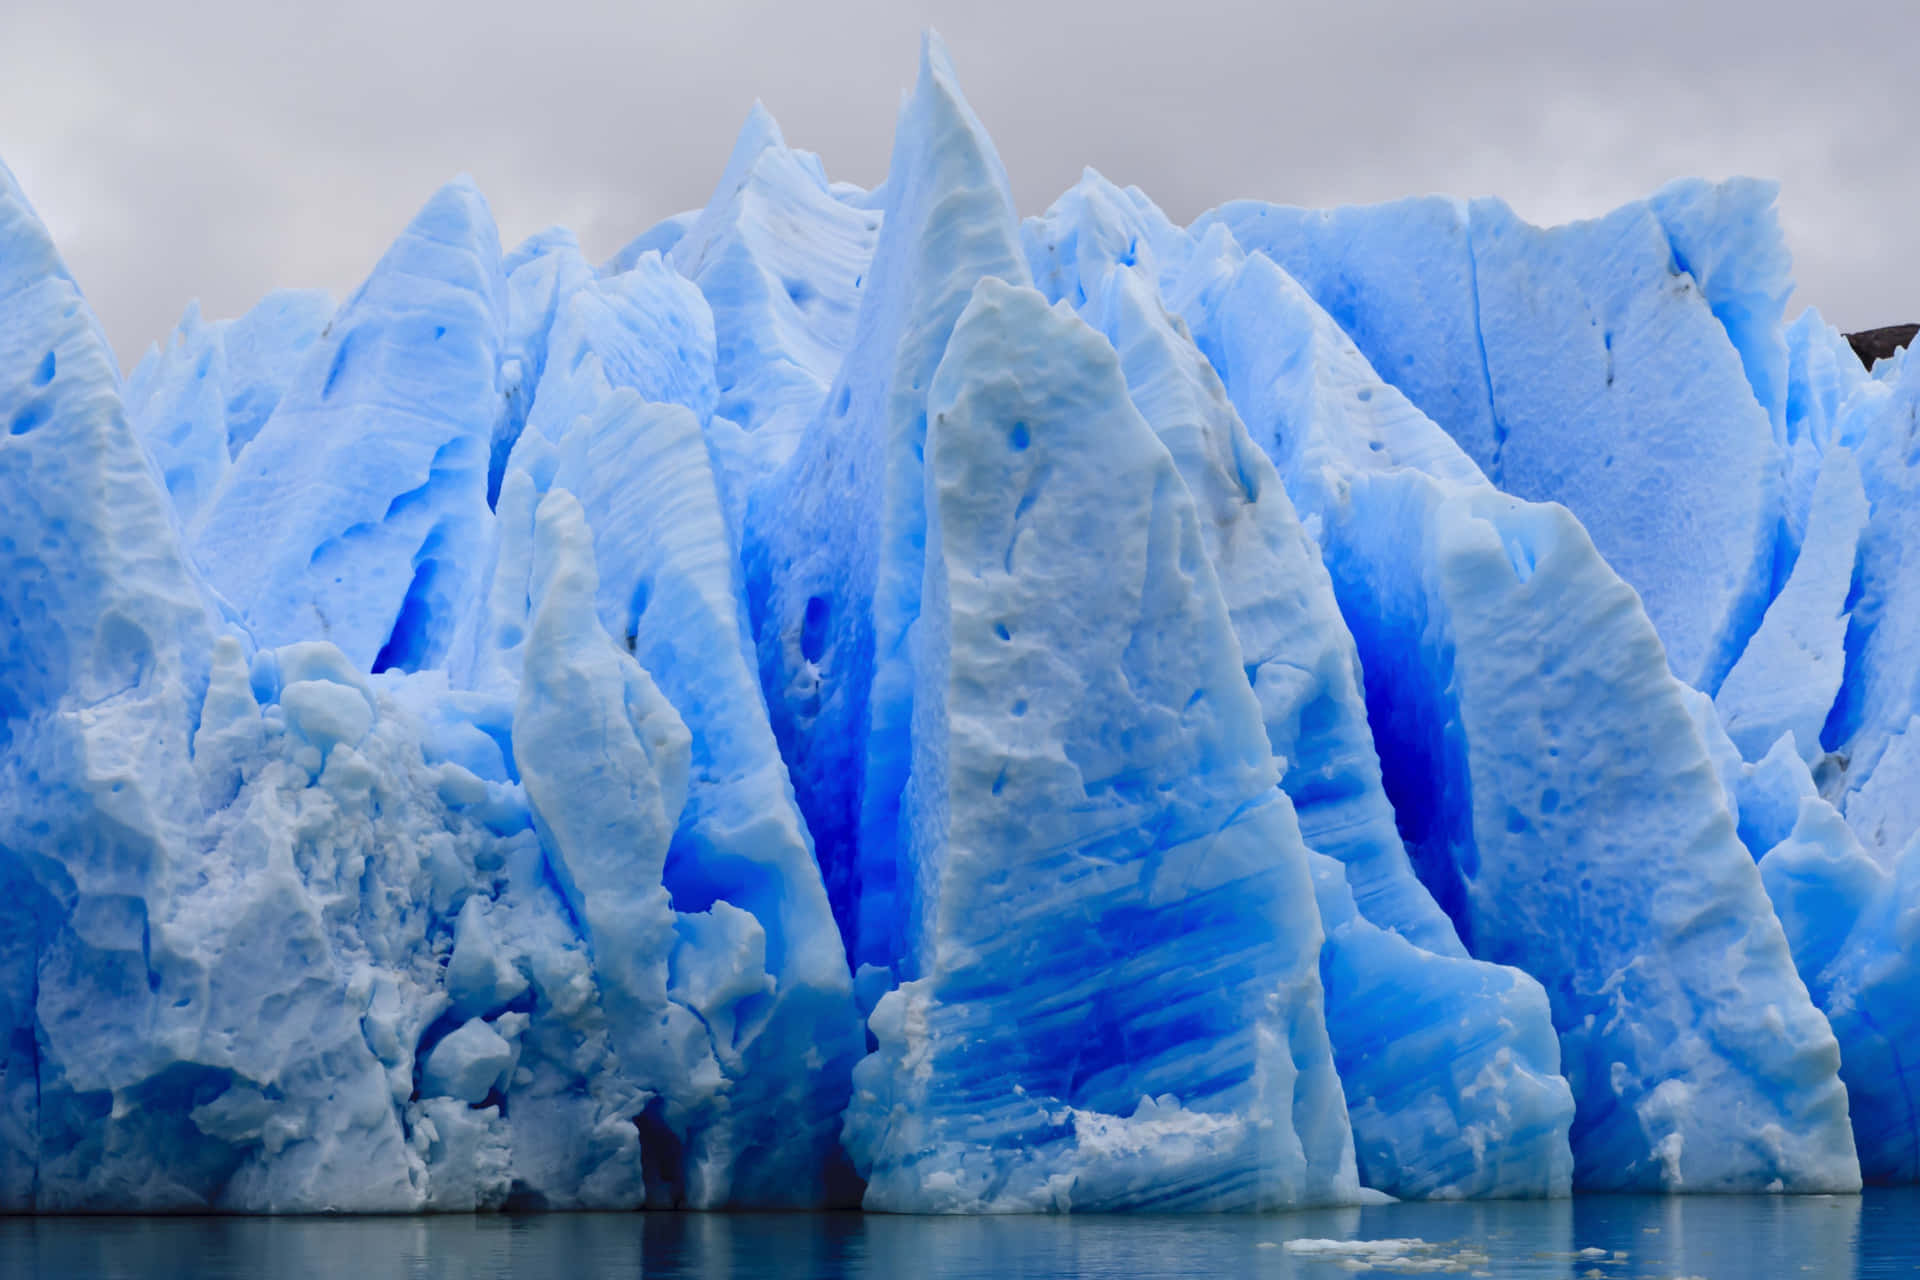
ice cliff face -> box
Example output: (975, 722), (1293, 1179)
(0, 33), (1912, 1211)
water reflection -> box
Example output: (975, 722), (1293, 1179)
(0, 1189), (1890, 1278)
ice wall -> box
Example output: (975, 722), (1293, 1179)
(1, 32), (1916, 1211)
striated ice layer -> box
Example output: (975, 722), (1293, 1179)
(743, 37), (1030, 981)
(4, 31), (1920, 1212)
(1018, 172), (1573, 1199)
(669, 105), (883, 481)
(1202, 182), (1787, 694)
(1172, 237), (1857, 1193)
(844, 279), (1354, 1211)
(194, 180), (506, 674)
(124, 289), (334, 529)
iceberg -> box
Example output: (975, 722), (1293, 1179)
(0, 31), (1915, 1211)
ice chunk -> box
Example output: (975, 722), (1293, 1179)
(1819, 353), (1920, 802)
(1084, 236), (1459, 956)
(1072, 250), (1571, 1197)
(1312, 855), (1574, 1198)
(125, 301), (232, 525)
(548, 390), (861, 1205)
(1845, 716), (1920, 863)
(1207, 186), (1787, 693)
(513, 488), (703, 1112)
(1735, 733), (1819, 859)
(1466, 194), (1782, 693)
(1757, 803), (1920, 1180)
(489, 227), (592, 509)
(1772, 310), (1866, 608)
(422, 1018), (514, 1103)
(124, 287), (333, 500)
(1198, 195), (1500, 469)
(0, 207), (529, 1206)
(671, 104), (883, 473)
(193, 179), (506, 673)
(845, 278), (1356, 1212)
(0, 157), (240, 1208)
(1180, 242), (1858, 1192)
(1715, 447), (1868, 762)
(411, 1097), (512, 1210)
(219, 289), (335, 458)
(744, 31), (1030, 974)
(1022, 169), (1195, 312)
(469, 252), (717, 692)
(446, 896), (529, 1019)
(510, 482), (854, 1206)
(601, 210), (699, 277)
(1646, 178), (1794, 437)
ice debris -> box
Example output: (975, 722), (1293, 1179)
(0, 31), (1914, 1211)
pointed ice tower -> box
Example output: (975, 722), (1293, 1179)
(125, 289), (335, 531)
(0, 160), (431, 1214)
(844, 278), (1358, 1212)
(476, 214), (858, 1204)
(743, 32), (1032, 977)
(194, 179), (507, 674)
(0, 156), (230, 1209)
(1021, 169), (1574, 1199)
(670, 103), (884, 477)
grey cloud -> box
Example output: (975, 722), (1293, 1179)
(3, 0), (1913, 365)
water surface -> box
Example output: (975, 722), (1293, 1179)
(2, 1189), (1909, 1278)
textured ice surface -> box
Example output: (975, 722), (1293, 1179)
(670, 105), (883, 479)
(194, 180), (506, 673)
(126, 289), (335, 528)
(743, 37), (1030, 981)
(2, 31), (1918, 1212)
(1174, 242), (1856, 1193)
(1020, 175), (1573, 1199)
(1204, 182), (1786, 693)
(844, 279), (1354, 1211)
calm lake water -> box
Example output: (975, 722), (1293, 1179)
(2, 1190), (1912, 1278)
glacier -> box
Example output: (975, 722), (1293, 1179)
(1, 32), (1917, 1211)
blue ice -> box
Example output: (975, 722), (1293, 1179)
(3, 30), (1919, 1213)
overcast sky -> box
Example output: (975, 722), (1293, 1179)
(4, 0), (1913, 366)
